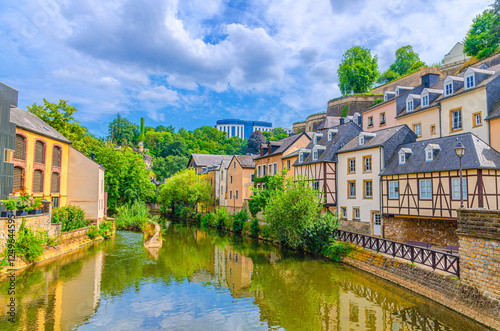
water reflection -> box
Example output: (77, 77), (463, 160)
(0, 224), (490, 331)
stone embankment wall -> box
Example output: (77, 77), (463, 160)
(60, 226), (91, 242)
(457, 209), (500, 302)
(384, 216), (458, 247)
(339, 219), (370, 235)
(0, 214), (61, 251)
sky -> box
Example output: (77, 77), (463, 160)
(0, 0), (492, 137)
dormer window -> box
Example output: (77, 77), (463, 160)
(422, 94), (429, 107)
(398, 148), (412, 165)
(407, 100), (414, 112)
(299, 153), (304, 163)
(399, 154), (406, 165)
(359, 135), (364, 146)
(312, 150), (318, 161)
(426, 150), (433, 161)
(465, 74), (474, 89)
(328, 132), (332, 141)
(424, 144), (441, 162)
(445, 83), (453, 96)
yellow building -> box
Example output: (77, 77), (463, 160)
(10, 106), (71, 207)
(226, 155), (255, 213)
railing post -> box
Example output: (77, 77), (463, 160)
(410, 246), (414, 262)
(431, 251), (436, 270)
(392, 242), (396, 258)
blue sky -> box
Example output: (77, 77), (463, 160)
(0, 0), (491, 137)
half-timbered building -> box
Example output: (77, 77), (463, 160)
(293, 122), (362, 211)
(381, 133), (500, 247)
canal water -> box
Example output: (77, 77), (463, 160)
(0, 222), (490, 330)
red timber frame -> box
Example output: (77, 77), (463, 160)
(295, 161), (337, 206)
(381, 169), (500, 219)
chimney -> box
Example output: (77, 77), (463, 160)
(421, 73), (441, 88)
(91, 152), (96, 161)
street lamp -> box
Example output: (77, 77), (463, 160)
(455, 142), (466, 208)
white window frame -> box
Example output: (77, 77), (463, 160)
(250, 174), (254, 182)
(257, 165), (261, 177)
(299, 153), (304, 163)
(364, 180), (373, 198)
(273, 163), (277, 175)
(364, 156), (372, 172)
(268, 164), (272, 175)
(426, 150), (433, 162)
(445, 83), (453, 96)
(341, 207), (347, 218)
(422, 94), (429, 107)
(419, 179), (432, 200)
(263, 165), (267, 176)
(313, 181), (319, 190)
(349, 159), (356, 173)
(451, 109), (462, 131)
(414, 123), (421, 137)
(452, 178), (467, 200)
(348, 181), (356, 198)
(359, 135), (364, 146)
(354, 208), (360, 219)
(407, 100), (414, 112)
(368, 117), (373, 127)
(312, 149), (318, 161)
(380, 112), (386, 125)
(399, 153), (406, 165)
(389, 181), (399, 199)
(465, 74), (475, 89)
(475, 113), (482, 126)
(328, 132), (332, 141)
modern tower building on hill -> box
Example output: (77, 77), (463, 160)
(215, 119), (273, 139)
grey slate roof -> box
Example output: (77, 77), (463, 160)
(487, 101), (500, 120)
(254, 132), (312, 160)
(294, 122), (362, 166)
(188, 154), (233, 168)
(381, 133), (500, 175)
(235, 155), (255, 168)
(10, 106), (72, 144)
(396, 79), (445, 118)
(317, 116), (342, 130)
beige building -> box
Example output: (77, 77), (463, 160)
(187, 154), (232, 175)
(337, 126), (417, 236)
(67, 147), (105, 220)
(226, 155), (255, 212)
(218, 160), (231, 208)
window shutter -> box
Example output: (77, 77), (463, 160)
(33, 170), (43, 192)
(13, 167), (23, 191)
(51, 172), (60, 193)
(14, 135), (25, 160)
(52, 146), (61, 167)
(35, 141), (44, 163)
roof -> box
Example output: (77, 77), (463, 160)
(235, 155), (255, 168)
(294, 122), (363, 166)
(220, 159), (231, 170)
(396, 79), (445, 118)
(188, 154), (233, 168)
(487, 101), (500, 120)
(254, 132), (312, 160)
(337, 125), (412, 154)
(317, 116), (342, 130)
(10, 106), (72, 144)
(382, 133), (500, 175)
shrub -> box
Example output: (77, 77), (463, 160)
(232, 210), (248, 235)
(215, 207), (231, 230)
(52, 205), (88, 232)
(303, 212), (339, 253)
(87, 225), (100, 239)
(261, 225), (271, 240)
(99, 220), (112, 239)
(322, 240), (353, 261)
(114, 202), (154, 230)
(14, 219), (45, 262)
(250, 218), (260, 237)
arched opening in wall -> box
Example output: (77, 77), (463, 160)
(14, 134), (26, 160)
(13, 166), (24, 193)
(51, 172), (60, 193)
(35, 141), (45, 164)
(33, 170), (44, 193)
(52, 146), (61, 167)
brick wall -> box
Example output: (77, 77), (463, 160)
(457, 209), (500, 302)
(384, 216), (458, 247)
(339, 219), (371, 235)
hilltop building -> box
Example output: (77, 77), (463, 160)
(215, 119), (273, 139)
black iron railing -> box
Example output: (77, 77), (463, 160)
(335, 230), (460, 277)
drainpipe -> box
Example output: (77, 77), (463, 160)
(379, 146), (384, 238)
(438, 103), (442, 138)
(335, 160), (338, 217)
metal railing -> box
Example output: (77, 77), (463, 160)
(335, 230), (460, 277)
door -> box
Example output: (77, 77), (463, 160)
(372, 212), (381, 236)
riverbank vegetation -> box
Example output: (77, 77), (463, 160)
(52, 205), (89, 231)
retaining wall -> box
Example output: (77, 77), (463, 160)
(0, 214), (60, 252)
(384, 216), (458, 247)
(339, 219), (371, 235)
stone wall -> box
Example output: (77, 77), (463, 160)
(370, 67), (445, 95)
(339, 219), (371, 235)
(457, 208), (500, 302)
(384, 216), (458, 247)
(345, 245), (500, 330)
(292, 121), (306, 134)
(60, 226), (91, 242)
(0, 214), (60, 252)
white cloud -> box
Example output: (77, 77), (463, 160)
(138, 86), (179, 104)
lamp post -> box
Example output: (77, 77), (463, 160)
(455, 142), (466, 208)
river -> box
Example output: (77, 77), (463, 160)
(0, 222), (491, 330)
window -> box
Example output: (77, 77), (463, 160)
(422, 95), (429, 107)
(374, 213), (381, 226)
(257, 165), (261, 177)
(14, 134), (26, 160)
(407, 100), (413, 112)
(388, 181), (399, 199)
(299, 153), (304, 163)
(328, 131), (333, 141)
(348, 158), (356, 173)
(313, 149), (318, 161)
(233, 161), (236, 169)
(263, 165), (267, 176)
(445, 83), (453, 96)
(4, 149), (13, 163)
(466, 75), (474, 89)
(251, 174), (254, 182)
(426, 150), (434, 162)
(313, 181), (319, 190)
(368, 116), (374, 127)
(287, 160), (291, 170)
(353, 207), (360, 219)
(33, 170), (44, 193)
(348, 181), (356, 198)
(268, 164), (272, 175)
(235, 190), (239, 199)
(450, 108), (462, 131)
(363, 180), (373, 198)
(363, 156), (372, 172)
(13, 166), (24, 192)
(229, 191), (233, 199)
(413, 123), (422, 137)
(51, 172), (60, 193)
(380, 112), (386, 125)
(431, 125), (436, 135)
(341, 207), (347, 218)
(399, 154), (406, 165)
(230, 175), (233, 184)
(473, 112), (482, 127)
(452, 178), (467, 200)
(419, 179), (432, 200)
(273, 163), (277, 175)
(35, 141), (45, 164)
(52, 197), (59, 208)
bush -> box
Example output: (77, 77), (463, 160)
(261, 225), (271, 240)
(99, 220), (113, 239)
(87, 225), (99, 239)
(215, 207), (231, 230)
(322, 240), (353, 261)
(52, 205), (88, 232)
(114, 202), (154, 230)
(303, 212), (339, 253)
(232, 210), (248, 235)
(250, 218), (260, 237)
(14, 219), (45, 262)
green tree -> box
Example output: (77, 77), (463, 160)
(262, 128), (289, 142)
(152, 155), (189, 181)
(377, 69), (400, 85)
(389, 45), (423, 76)
(248, 171), (287, 217)
(337, 46), (379, 95)
(464, 9), (499, 59)
(108, 114), (138, 146)
(246, 131), (266, 154)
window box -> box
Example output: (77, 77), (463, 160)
(0, 211), (14, 218)
(28, 209), (43, 215)
(16, 210), (28, 217)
